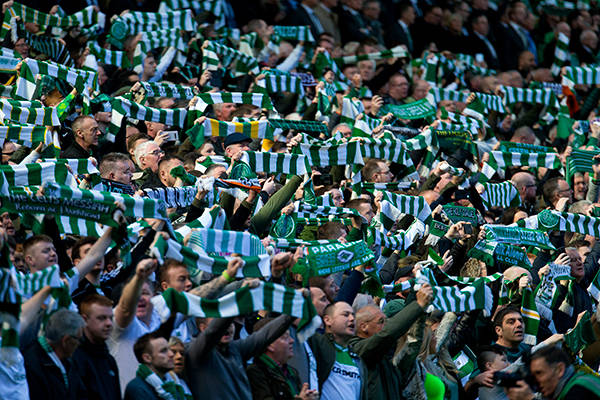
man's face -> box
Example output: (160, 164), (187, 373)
(578, 245), (591, 261)
(215, 103), (236, 121)
(325, 302), (356, 337)
(357, 203), (375, 225)
(143, 56), (157, 79)
(141, 143), (164, 172)
(373, 162), (393, 183)
(530, 358), (564, 398)
(402, 6), (416, 24)
(63, 328), (83, 358)
(161, 158), (184, 187)
(269, 329), (295, 362)
(473, 15), (489, 35)
(170, 342), (185, 375)
(83, 303), (113, 342)
(519, 177), (537, 203)
(2, 141), (17, 164)
(361, 309), (386, 337)
(164, 266), (192, 292)
(519, 52), (536, 71)
(358, 60), (375, 81)
(79, 118), (100, 148)
(488, 353), (509, 371)
(363, 1), (380, 20)
(220, 322), (235, 344)
(412, 81), (430, 100)
(14, 38), (29, 58)
(208, 165), (227, 179)
(310, 287), (330, 316)
(324, 276), (340, 300)
(496, 312), (524, 345)
(112, 160), (133, 185)
(136, 282), (154, 320)
(425, 7), (443, 25)
(388, 76), (409, 100)
(1, 212), (15, 236)
(25, 240), (57, 272)
(566, 248), (584, 281)
(573, 174), (587, 200)
(335, 125), (352, 138)
(225, 141), (251, 159)
(511, 3), (527, 25)
(556, 179), (573, 204)
(148, 337), (174, 373)
(330, 189), (345, 207)
(76, 242), (104, 278)
(145, 121), (166, 139)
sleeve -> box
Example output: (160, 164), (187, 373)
(236, 314), (294, 361)
(334, 269), (365, 305)
(249, 175), (303, 236)
(187, 317), (235, 367)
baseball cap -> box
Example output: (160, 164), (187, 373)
(224, 132), (252, 148)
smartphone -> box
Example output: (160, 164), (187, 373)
(464, 223), (473, 235)
(163, 131), (179, 142)
(313, 174), (333, 186)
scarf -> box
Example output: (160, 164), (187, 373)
(0, 99), (60, 126)
(562, 66), (600, 87)
(136, 364), (192, 400)
(151, 236), (271, 283)
(377, 191), (432, 223)
(152, 283), (321, 342)
(532, 209), (600, 237)
(0, 162), (76, 187)
(107, 97), (188, 142)
(368, 220), (425, 250)
(428, 87), (469, 105)
(381, 99), (436, 120)
(188, 118), (272, 148)
(480, 150), (562, 182)
(87, 41), (131, 68)
(241, 151), (309, 175)
(340, 97), (364, 126)
(296, 240), (374, 277)
(566, 148), (599, 185)
(38, 336), (68, 388)
(191, 92), (274, 112)
(272, 25), (315, 42)
(551, 32), (570, 77)
(0, 125), (57, 153)
(268, 118), (328, 134)
(115, 10), (195, 36)
(484, 224), (555, 249)
(142, 187), (197, 209)
(256, 71), (304, 95)
(335, 46), (409, 65)
(174, 206), (230, 241)
(479, 181), (522, 210)
(520, 287), (540, 345)
(201, 40), (260, 77)
(140, 82), (196, 100)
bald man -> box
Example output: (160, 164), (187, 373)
(511, 172), (537, 213)
(348, 286), (433, 400)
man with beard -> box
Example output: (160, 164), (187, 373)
(72, 294), (121, 400)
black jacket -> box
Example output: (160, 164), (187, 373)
(71, 334), (121, 400)
(124, 377), (160, 400)
(23, 339), (88, 400)
(61, 141), (93, 159)
(247, 354), (302, 400)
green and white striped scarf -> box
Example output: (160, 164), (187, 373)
(136, 364), (192, 400)
(131, 28), (186, 73)
(115, 10), (195, 36)
(403, 128), (436, 152)
(191, 92), (274, 112)
(174, 206), (230, 241)
(23, 30), (73, 67)
(107, 97), (188, 142)
(499, 85), (559, 109)
(340, 97), (364, 126)
(0, 4), (104, 40)
(268, 119), (328, 134)
(188, 228), (266, 256)
(484, 224), (555, 249)
(427, 87), (469, 105)
(299, 141), (364, 169)
(480, 150), (562, 182)
(241, 151), (309, 176)
(256, 72), (304, 95)
(294, 202), (364, 222)
(153, 283), (321, 342)
(0, 162), (76, 187)
(588, 266), (600, 302)
(479, 181), (521, 210)
(140, 82), (196, 100)
(533, 209), (600, 237)
(87, 41), (131, 68)
(551, 32), (570, 77)
(368, 220), (425, 250)
(201, 40), (260, 77)
(142, 187), (197, 209)
(521, 287), (540, 345)
(377, 191), (432, 223)
(357, 137), (418, 179)
(334, 46), (409, 65)
(269, 237), (336, 249)
(151, 236), (271, 283)
(562, 66), (600, 87)
(356, 181), (414, 194)
(43, 182), (167, 220)
(0, 99), (60, 126)
(476, 92), (507, 114)
(188, 118), (272, 148)
(0, 125), (57, 150)
(565, 148), (598, 185)
(272, 25), (315, 42)
(14, 58), (97, 101)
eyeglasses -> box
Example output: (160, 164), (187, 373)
(149, 149), (164, 156)
(69, 334), (85, 344)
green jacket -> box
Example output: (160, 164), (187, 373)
(249, 175), (303, 236)
(348, 300), (425, 400)
(558, 371), (600, 400)
(306, 333), (369, 400)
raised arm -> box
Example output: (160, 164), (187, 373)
(114, 258), (157, 328)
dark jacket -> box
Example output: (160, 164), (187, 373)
(186, 314), (295, 400)
(136, 168), (163, 190)
(71, 333), (121, 400)
(61, 141), (93, 159)
(306, 332), (369, 399)
(247, 354), (302, 399)
(123, 377), (160, 400)
(23, 339), (88, 400)
(348, 300), (425, 400)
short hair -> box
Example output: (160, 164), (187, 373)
(126, 133), (151, 154)
(346, 198), (372, 212)
(477, 346), (506, 372)
(79, 293), (113, 316)
(530, 345), (571, 367)
(183, 151), (199, 166)
(133, 331), (164, 363)
(71, 236), (97, 262)
(493, 306), (522, 329)
(71, 115), (94, 134)
(134, 140), (155, 165)
(317, 221), (347, 240)
(362, 159), (385, 181)
(542, 177), (563, 205)
(23, 234), (53, 256)
(99, 152), (130, 177)
(44, 309), (85, 343)
(205, 163), (226, 176)
(159, 259), (187, 284)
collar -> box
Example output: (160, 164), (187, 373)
(300, 3), (314, 14)
(398, 20), (408, 29)
(509, 22), (525, 34)
(342, 5), (360, 16)
(319, 3), (331, 12)
(553, 365), (575, 398)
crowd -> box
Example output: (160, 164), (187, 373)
(3, 0), (600, 399)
